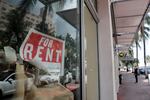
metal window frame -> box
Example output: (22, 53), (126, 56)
(84, 0), (99, 23)
(80, 0), (100, 100)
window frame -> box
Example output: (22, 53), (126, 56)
(84, 0), (99, 23)
(80, 0), (100, 100)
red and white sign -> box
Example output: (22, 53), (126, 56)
(20, 29), (65, 76)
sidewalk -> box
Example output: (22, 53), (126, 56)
(117, 72), (150, 100)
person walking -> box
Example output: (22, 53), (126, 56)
(134, 67), (139, 83)
(118, 68), (122, 85)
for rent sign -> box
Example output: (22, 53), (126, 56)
(20, 29), (65, 76)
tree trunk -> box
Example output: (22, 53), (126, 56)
(143, 36), (146, 67)
(41, 5), (48, 33)
(136, 41), (138, 66)
(141, 26), (148, 78)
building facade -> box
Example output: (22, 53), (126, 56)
(0, 0), (149, 100)
(0, 0), (54, 32)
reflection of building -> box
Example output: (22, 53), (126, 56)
(0, 50), (7, 71)
(39, 7), (55, 34)
(0, 1), (42, 31)
(0, 1), (15, 31)
(0, 50), (5, 64)
(0, 0), (54, 33)
(24, 12), (42, 31)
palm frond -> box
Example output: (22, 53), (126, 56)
(140, 24), (150, 40)
(133, 32), (141, 48)
(135, 40), (141, 49)
(144, 30), (149, 39)
(145, 15), (150, 25)
(128, 48), (133, 57)
(144, 26), (150, 31)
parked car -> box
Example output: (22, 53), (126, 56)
(0, 70), (35, 97)
(139, 67), (150, 75)
(139, 68), (145, 74)
(0, 71), (16, 97)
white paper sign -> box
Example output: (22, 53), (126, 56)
(4, 46), (17, 64)
(19, 29), (65, 76)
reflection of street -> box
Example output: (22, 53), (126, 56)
(1, 94), (14, 100)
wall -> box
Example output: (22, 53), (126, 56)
(97, 0), (117, 100)
(114, 53), (120, 93)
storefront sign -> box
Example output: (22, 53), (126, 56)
(20, 29), (65, 76)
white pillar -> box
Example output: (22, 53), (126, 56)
(114, 53), (120, 93)
(97, 0), (117, 100)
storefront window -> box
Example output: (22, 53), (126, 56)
(0, 0), (81, 100)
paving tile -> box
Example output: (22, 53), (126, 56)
(117, 72), (150, 100)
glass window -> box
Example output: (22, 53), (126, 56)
(84, 5), (99, 100)
(0, 0), (81, 100)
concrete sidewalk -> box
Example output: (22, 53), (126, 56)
(117, 72), (150, 100)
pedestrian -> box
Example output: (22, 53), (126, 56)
(134, 67), (139, 83)
(118, 68), (122, 85)
(64, 71), (73, 86)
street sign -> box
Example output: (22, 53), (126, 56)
(20, 29), (65, 76)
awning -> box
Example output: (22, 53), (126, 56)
(112, 0), (150, 49)
(56, 8), (78, 29)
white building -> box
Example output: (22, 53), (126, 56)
(0, 0), (54, 32)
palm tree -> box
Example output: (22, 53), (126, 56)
(18, 0), (70, 85)
(140, 14), (150, 77)
(18, 0), (67, 34)
(3, 0), (67, 48)
(146, 55), (150, 63)
(2, 9), (29, 51)
(134, 32), (140, 66)
(133, 14), (150, 68)
(38, 0), (60, 33)
(0, 0), (38, 51)
(143, 15), (150, 65)
(37, 0), (69, 34)
(136, 41), (139, 66)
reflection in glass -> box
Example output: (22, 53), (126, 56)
(0, 0), (81, 100)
